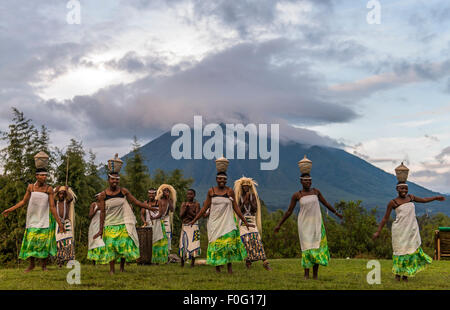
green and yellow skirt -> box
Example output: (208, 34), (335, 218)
(207, 229), (247, 266)
(392, 247), (432, 277)
(97, 224), (140, 264)
(19, 214), (57, 260)
(152, 221), (169, 264)
(301, 222), (330, 269)
(87, 246), (107, 262)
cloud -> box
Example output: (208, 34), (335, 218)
(436, 146), (450, 164)
(330, 59), (450, 99)
(125, 0), (334, 38)
(26, 39), (359, 146)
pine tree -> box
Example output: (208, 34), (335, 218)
(122, 136), (151, 201)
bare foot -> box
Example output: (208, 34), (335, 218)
(402, 276), (408, 282)
(263, 262), (272, 271)
(304, 275), (309, 280)
(216, 266), (221, 273)
(42, 266), (48, 272)
(109, 270), (115, 275)
(24, 265), (35, 273)
(395, 275), (401, 281)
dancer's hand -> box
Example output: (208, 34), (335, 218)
(93, 231), (102, 239)
(372, 231), (379, 240)
(2, 209), (11, 217)
(245, 223), (255, 229)
(336, 213), (344, 220)
(142, 222), (148, 228)
(274, 225), (281, 234)
(58, 223), (66, 233)
(435, 196), (446, 201)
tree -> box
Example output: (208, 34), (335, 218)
(0, 109), (53, 265)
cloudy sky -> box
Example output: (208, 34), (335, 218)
(1, 0), (450, 193)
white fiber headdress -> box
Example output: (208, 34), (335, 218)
(156, 184), (177, 231)
(234, 176), (262, 233)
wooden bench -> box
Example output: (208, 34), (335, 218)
(434, 228), (450, 260)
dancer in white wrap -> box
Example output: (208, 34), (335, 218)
(141, 188), (169, 264)
(54, 185), (76, 267)
(234, 177), (271, 271)
(188, 158), (253, 274)
(87, 193), (106, 264)
(373, 162), (445, 282)
(275, 155), (342, 280)
(94, 154), (153, 274)
(155, 184), (175, 252)
(2, 152), (65, 273)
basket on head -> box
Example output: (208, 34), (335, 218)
(34, 151), (49, 169)
(395, 162), (409, 183)
(298, 155), (312, 174)
(215, 157), (229, 173)
(108, 153), (123, 174)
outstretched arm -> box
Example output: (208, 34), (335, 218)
(2, 184), (32, 217)
(123, 188), (151, 209)
(316, 189), (343, 219)
(411, 194), (445, 203)
(373, 201), (394, 240)
(274, 193), (298, 233)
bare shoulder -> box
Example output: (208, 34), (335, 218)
(46, 185), (53, 194)
(98, 191), (106, 200)
(121, 187), (130, 195)
(291, 191), (300, 200)
(387, 200), (395, 208)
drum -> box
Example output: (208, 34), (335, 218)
(137, 227), (153, 265)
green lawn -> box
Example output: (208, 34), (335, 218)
(0, 258), (449, 290)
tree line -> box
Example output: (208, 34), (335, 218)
(0, 108), (448, 266)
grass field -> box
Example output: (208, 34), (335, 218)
(0, 258), (449, 290)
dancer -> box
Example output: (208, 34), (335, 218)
(179, 189), (201, 267)
(274, 155), (343, 280)
(234, 177), (271, 271)
(142, 188), (169, 264)
(156, 184), (175, 252)
(94, 154), (152, 274)
(87, 193), (106, 264)
(54, 185), (76, 267)
(2, 151), (65, 272)
(373, 162), (445, 282)
(188, 157), (251, 274)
